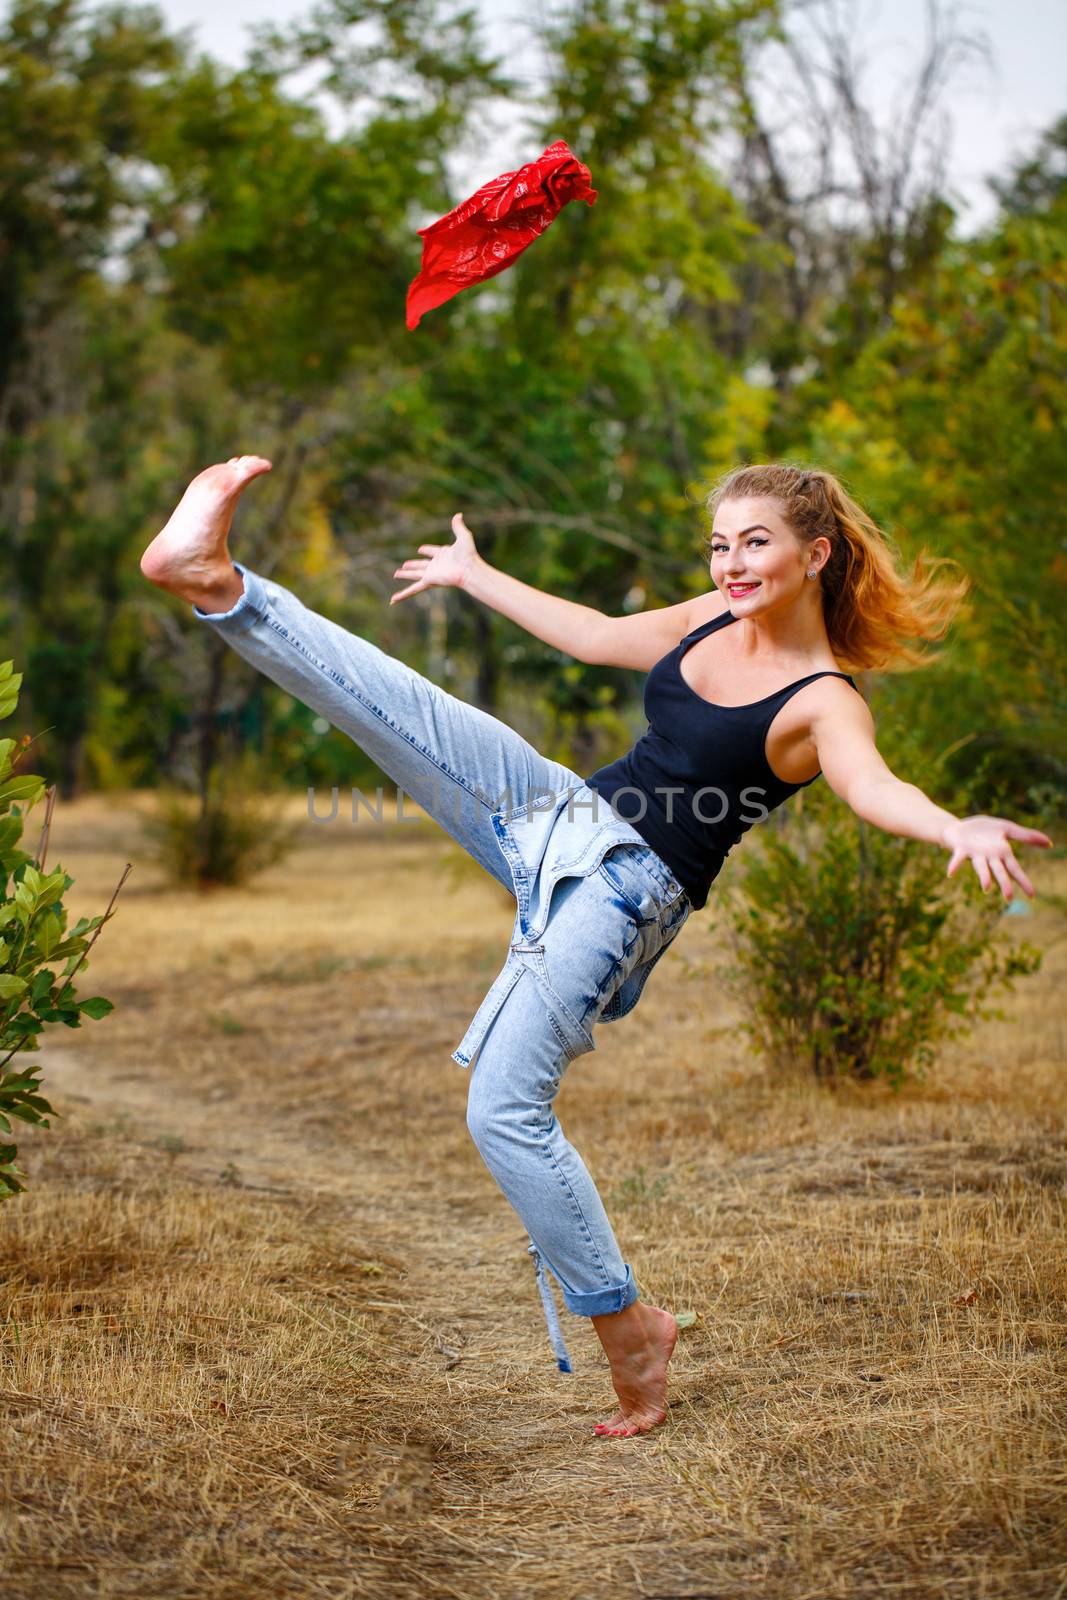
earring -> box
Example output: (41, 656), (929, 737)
(806, 568), (817, 579)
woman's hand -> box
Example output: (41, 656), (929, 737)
(942, 815), (1054, 901)
(390, 513), (481, 606)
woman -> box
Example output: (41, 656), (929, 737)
(140, 456), (1051, 1439)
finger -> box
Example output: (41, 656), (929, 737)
(946, 847), (966, 877)
(393, 561), (429, 576)
(1003, 823), (1054, 848)
(389, 581), (425, 605)
(1003, 852), (1036, 899)
(972, 855), (992, 892)
(417, 544), (443, 555)
(991, 858), (1013, 901)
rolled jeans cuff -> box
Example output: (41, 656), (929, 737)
(560, 1263), (639, 1318)
(191, 560), (265, 632)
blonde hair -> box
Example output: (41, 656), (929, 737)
(701, 463), (971, 672)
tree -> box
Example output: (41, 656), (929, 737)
(791, 118), (1067, 814)
(0, 0), (508, 801)
(318, 0), (770, 735)
(702, 0), (991, 397)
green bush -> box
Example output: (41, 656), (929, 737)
(716, 755), (1043, 1089)
(143, 751), (300, 888)
(0, 660), (118, 1198)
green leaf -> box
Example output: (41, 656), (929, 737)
(30, 970), (56, 1003)
(20, 1093), (55, 1116)
(1, 1017), (41, 1043)
(41, 938), (85, 963)
(0, 974), (28, 1000)
(0, 1072), (43, 1092)
(77, 996), (114, 1020)
(0, 776), (42, 806)
(36, 882), (66, 913)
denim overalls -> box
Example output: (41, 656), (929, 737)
(194, 562), (692, 1371)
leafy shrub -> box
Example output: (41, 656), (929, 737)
(143, 751), (300, 888)
(0, 660), (119, 1197)
(716, 752), (1044, 1089)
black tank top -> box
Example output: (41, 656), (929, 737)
(585, 609), (860, 910)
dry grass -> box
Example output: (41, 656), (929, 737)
(2, 790), (1065, 1599)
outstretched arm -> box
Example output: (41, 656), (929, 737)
(390, 512), (711, 667)
(810, 685), (1053, 901)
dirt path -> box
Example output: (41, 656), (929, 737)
(35, 1022), (732, 1596)
(10, 793), (1064, 1600)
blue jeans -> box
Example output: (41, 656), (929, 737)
(193, 562), (691, 1371)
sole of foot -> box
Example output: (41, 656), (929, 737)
(140, 456), (272, 598)
(592, 1305), (679, 1439)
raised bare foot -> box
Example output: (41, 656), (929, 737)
(592, 1303), (678, 1439)
(140, 455), (272, 608)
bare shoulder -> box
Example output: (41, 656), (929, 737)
(589, 587), (729, 671)
(805, 672), (875, 746)
(684, 588), (731, 630)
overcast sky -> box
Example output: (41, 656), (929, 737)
(109, 0), (1066, 233)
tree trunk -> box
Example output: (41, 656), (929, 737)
(471, 605), (500, 713)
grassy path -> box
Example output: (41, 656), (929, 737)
(2, 794), (1065, 1598)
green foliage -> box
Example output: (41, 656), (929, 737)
(0, 0), (183, 398)
(142, 753), (301, 888)
(798, 152), (1067, 807)
(0, 660), (116, 1198)
(0, 0), (1062, 985)
(717, 774), (1043, 1090)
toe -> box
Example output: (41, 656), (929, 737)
(594, 1411), (625, 1434)
(227, 455), (272, 482)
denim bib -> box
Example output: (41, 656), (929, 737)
(451, 780), (690, 1070)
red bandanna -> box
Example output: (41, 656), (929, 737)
(405, 138), (597, 330)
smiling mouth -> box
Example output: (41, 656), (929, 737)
(727, 582), (760, 594)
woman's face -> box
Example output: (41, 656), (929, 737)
(707, 496), (815, 614)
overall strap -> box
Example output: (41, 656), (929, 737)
(527, 1236), (573, 1372)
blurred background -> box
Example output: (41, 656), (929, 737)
(1, 0), (1064, 820)
(3, 11), (1066, 1586)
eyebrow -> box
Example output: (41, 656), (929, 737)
(710, 524), (773, 539)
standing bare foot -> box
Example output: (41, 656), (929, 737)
(591, 1302), (678, 1439)
(140, 456), (272, 610)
